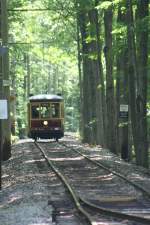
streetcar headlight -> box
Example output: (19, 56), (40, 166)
(54, 127), (60, 130)
(43, 121), (48, 126)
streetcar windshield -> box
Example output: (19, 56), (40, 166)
(41, 103), (50, 118)
(31, 102), (60, 119)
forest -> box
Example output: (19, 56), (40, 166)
(0, 0), (150, 168)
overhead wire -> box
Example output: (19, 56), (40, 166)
(7, 42), (52, 45)
(8, 8), (52, 12)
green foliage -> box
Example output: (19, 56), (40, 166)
(9, 0), (80, 136)
(8, 0), (26, 8)
(8, 0), (150, 146)
(135, 16), (150, 33)
(96, 1), (113, 10)
(96, 0), (126, 11)
(112, 23), (127, 56)
(112, 25), (126, 36)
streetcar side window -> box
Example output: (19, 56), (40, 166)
(51, 103), (60, 118)
(31, 105), (40, 119)
(61, 103), (64, 118)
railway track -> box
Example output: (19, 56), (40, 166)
(35, 140), (150, 224)
(62, 141), (150, 199)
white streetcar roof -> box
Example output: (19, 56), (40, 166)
(29, 94), (63, 101)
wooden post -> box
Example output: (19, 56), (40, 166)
(0, 0), (2, 190)
(0, 47), (4, 189)
(0, 46), (3, 190)
(0, 99), (8, 190)
(1, 0), (11, 161)
(0, 120), (2, 189)
(119, 104), (129, 160)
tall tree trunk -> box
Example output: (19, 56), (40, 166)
(127, 0), (149, 168)
(126, 0), (140, 163)
(116, 6), (129, 160)
(78, 10), (91, 143)
(135, 0), (149, 167)
(95, 0), (106, 146)
(76, 13), (83, 137)
(126, 0), (137, 144)
(120, 52), (129, 160)
(88, 17), (98, 144)
(104, 6), (116, 153)
(79, 6), (98, 144)
(88, 7), (105, 145)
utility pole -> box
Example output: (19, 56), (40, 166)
(1, 0), (11, 161)
(0, 0), (3, 191)
(0, 0), (10, 189)
(0, 130), (1, 189)
(0, 52), (2, 189)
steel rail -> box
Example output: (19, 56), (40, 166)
(34, 141), (93, 225)
(62, 143), (150, 199)
(80, 197), (150, 224)
(35, 141), (150, 224)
